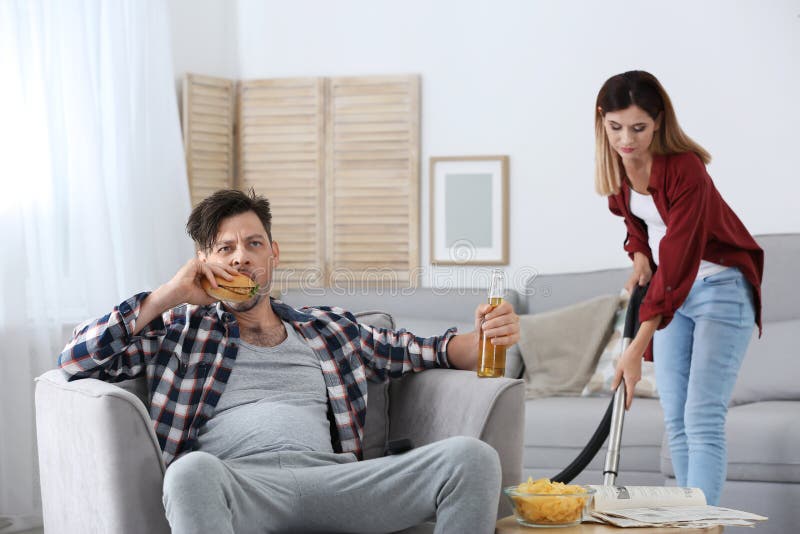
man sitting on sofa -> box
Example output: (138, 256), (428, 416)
(58, 188), (520, 534)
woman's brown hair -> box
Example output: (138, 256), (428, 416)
(594, 70), (711, 196)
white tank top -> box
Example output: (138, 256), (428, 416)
(629, 189), (727, 280)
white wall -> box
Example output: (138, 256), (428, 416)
(228, 0), (799, 286)
(166, 0), (238, 97)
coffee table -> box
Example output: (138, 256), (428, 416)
(496, 516), (723, 533)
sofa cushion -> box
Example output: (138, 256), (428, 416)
(362, 380), (390, 460)
(354, 311), (394, 460)
(505, 344), (525, 379)
(116, 376), (149, 406)
(353, 310), (395, 331)
(730, 319), (800, 406)
(660, 401), (800, 483)
(523, 397), (664, 475)
(392, 316), (473, 340)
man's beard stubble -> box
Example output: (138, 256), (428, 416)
(223, 293), (263, 313)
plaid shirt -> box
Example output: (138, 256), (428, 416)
(59, 293), (455, 466)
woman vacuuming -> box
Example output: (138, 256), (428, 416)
(594, 70), (763, 505)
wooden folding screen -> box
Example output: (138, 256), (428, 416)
(182, 74), (236, 207)
(183, 73), (419, 287)
(237, 78), (326, 287)
(326, 75), (420, 285)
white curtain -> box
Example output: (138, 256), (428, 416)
(0, 0), (194, 528)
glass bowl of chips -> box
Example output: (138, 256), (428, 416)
(504, 478), (595, 527)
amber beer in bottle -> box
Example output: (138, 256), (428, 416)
(477, 269), (506, 378)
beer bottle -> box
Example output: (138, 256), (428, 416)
(477, 269), (507, 378)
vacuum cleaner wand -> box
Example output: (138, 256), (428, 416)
(602, 369), (627, 485)
(551, 283), (648, 485)
(603, 282), (648, 486)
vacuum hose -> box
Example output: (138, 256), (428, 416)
(550, 283), (649, 484)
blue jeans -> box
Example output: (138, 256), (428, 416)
(653, 267), (755, 505)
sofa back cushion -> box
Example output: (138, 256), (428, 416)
(522, 234), (799, 322)
(523, 268), (630, 315)
(756, 233), (800, 322)
(731, 319), (800, 406)
(281, 285), (523, 328)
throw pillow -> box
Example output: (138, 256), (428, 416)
(581, 290), (659, 398)
(518, 294), (620, 399)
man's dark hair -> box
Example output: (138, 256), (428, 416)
(186, 188), (272, 251)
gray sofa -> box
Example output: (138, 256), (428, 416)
(285, 233), (799, 533)
(34, 311), (524, 534)
(514, 233), (800, 533)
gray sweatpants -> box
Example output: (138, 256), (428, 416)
(162, 436), (502, 534)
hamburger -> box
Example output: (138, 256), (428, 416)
(201, 273), (259, 303)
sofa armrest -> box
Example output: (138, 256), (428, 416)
(34, 369), (170, 534)
(388, 369), (524, 517)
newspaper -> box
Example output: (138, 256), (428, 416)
(586, 485), (768, 528)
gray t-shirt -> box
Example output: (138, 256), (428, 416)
(196, 321), (333, 459)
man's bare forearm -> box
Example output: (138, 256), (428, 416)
(446, 331), (479, 370)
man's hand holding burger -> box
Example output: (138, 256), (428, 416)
(132, 259), (241, 335)
(166, 258), (244, 307)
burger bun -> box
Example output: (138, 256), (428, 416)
(201, 273), (259, 303)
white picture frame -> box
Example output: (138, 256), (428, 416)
(430, 155), (509, 265)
